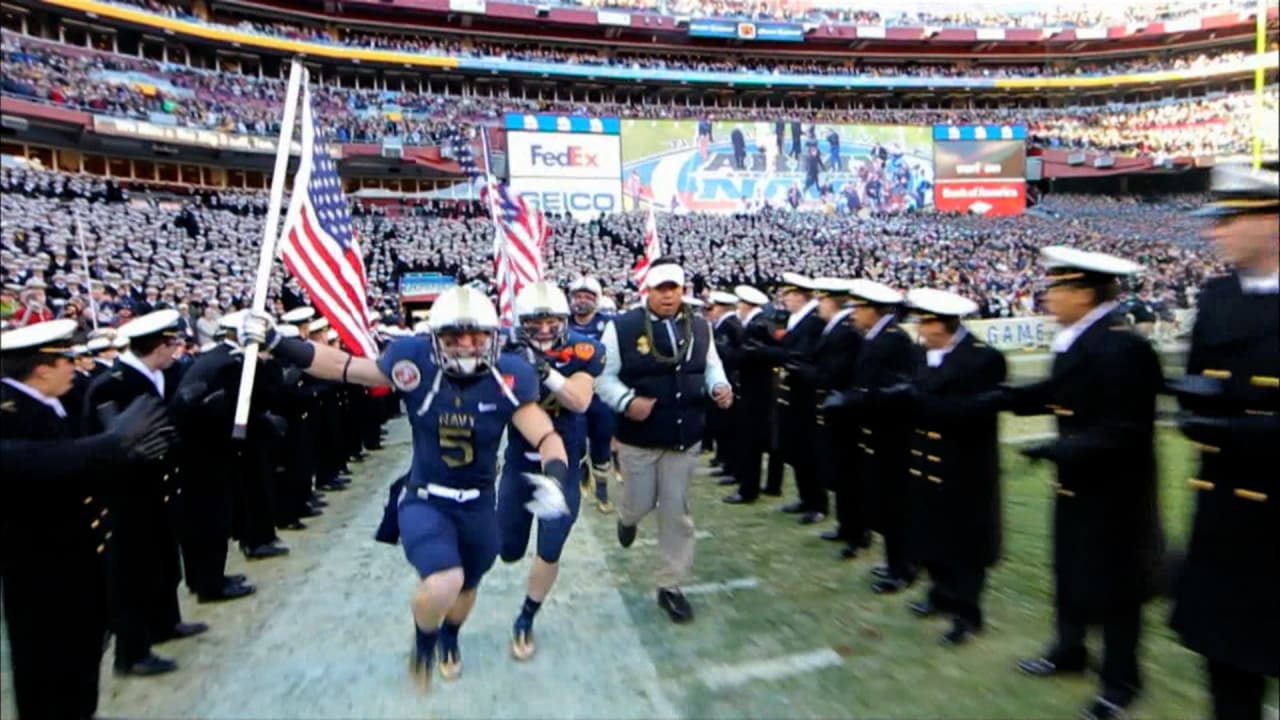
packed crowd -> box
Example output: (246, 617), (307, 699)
(3, 32), (1276, 156)
(1, 167), (1217, 338)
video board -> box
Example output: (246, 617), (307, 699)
(932, 125), (1027, 216)
(620, 119), (933, 214)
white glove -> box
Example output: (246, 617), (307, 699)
(524, 473), (570, 519)
(241, 310), (278, 349)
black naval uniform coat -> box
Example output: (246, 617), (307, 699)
(82, 359), (183, 665)
(1171, 273), (1280, 677)
(1010, 312), (1166, 619)
(776, 308), (826, 510)
(791, 314), (861, 490)
(904, 332), (1007, 569)
(734, 310), (780, 499)
(846, 317), (917, 559)
(709, 313), (743, 463)
(1, 381), (115, 720)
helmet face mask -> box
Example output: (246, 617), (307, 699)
(569, 291), (597, 317)
(518, 314), (566, 352)
(514, 281), (571, 352)
(429, 287), (501, 377)
(567, 277), (603, 316)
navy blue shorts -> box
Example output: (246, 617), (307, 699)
(498, 453), (582, 565)
(398, 489), (499, 590)
(585, 396), (615, 465)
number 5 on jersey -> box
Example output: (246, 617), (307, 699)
(439, 426), (474, 468)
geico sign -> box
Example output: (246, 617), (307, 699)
(529, 144), (600, 169)
(519, 190), (617, 214)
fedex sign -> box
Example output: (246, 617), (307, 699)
(529, 144), (600, 169)
(507, 131), (621, 180)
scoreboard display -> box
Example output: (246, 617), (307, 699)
(932, 124), (1027, 216)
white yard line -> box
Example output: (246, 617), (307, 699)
(680, 577), (760, 596)
(697, 648), (845, 691)
(634, 529), (714, 547)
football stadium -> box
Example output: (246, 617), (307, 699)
(0, 0), (1278, 717)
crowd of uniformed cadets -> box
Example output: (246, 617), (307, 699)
(1, 304), (399, 719)
(1, 164), (1276, 720)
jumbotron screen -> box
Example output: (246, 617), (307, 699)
(932, 125), (1027, 216)
(621, 118), (934, 214)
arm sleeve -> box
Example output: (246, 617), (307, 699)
(594, 322), (634, 413)
(376, 338), (415, 381)
(914, 351), (1009, 423)
(1, 433), (125, 480)
(703, 332), (729, 393)
(1049, 343), (1163, 471)
(511, 358), (541, 406)
(581, 339), (606, 378)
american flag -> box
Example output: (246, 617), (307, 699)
(632, 202), (662, 296)
(478, 132), (548, 326)
(278, 73), (378, 358)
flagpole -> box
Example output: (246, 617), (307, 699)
(75, 218), (99, 330)
(232, 57), (304, 440)
(479, 129), (513, 326)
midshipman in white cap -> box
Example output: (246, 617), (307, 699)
(880, 288), (1008, 647)
(1169, 161), (1279, 720)
(1010, 245), (1164, 720)
(1, 318), (176, 719)
(825, 277), (917, 592)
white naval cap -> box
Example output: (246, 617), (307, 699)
(199, 341), (218, 353)
(847, 279), (904, 305)
(734, 285), (770, 306)
(86, 337), (113, 353)
(118, 309), (181, 340)
(1194, 162), (1280, 217)
(277, 325), (300, 339)
(708, 291), (739, 306)
(907, 288), (979, 318)
(0, 318), (78, 356)
(683, 296), (705, 308)
(811, 277), (854, 297)
(71, 344), (90, 357)
(779, 272), (816, 291)
(1041, 246), (1143, 282)
(644, 262), (685, 289)
(307, 316), (330, 334)
(218, 309), (248, 330)
(112, 335), (130, 350)
(281, 306), (316, 324)
(325, 329), (339, 342)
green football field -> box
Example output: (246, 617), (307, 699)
(580, 427), (1239, 719)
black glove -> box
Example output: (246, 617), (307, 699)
(1177, 412), (1230, 446)
(262, 412), (288, 437)
(102, 396), (177, 461)
(1019, 440), (1057, 464)
(1167, 376), (1227, 415)
(820, 391), (847, 410)
(876, 382), (917, 409)
(174, 380), (208, 409)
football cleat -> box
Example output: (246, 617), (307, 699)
(511, 615), (536, 661)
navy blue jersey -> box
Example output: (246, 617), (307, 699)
(568, 313), (612, 341)
(378, 337), (539, 491)
(504, 331), (604, 466)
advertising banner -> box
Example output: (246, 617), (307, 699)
(687, 18), (804, 42)
(933, 135), (1026, 216)
(620, 118), (933, 214)
(507, 131), (622, 180)
(902, 316), (1059, 350)
(509, 177), (624, 218)
(503, 112), (620, 135)
(399, 272), (457, 300)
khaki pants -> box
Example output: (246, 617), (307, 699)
(616, 441), (700, 589)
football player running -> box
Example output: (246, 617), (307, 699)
(243, 287), (570, 688)
(566, 276), (617, 512)
(498, 281), (604, 660)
